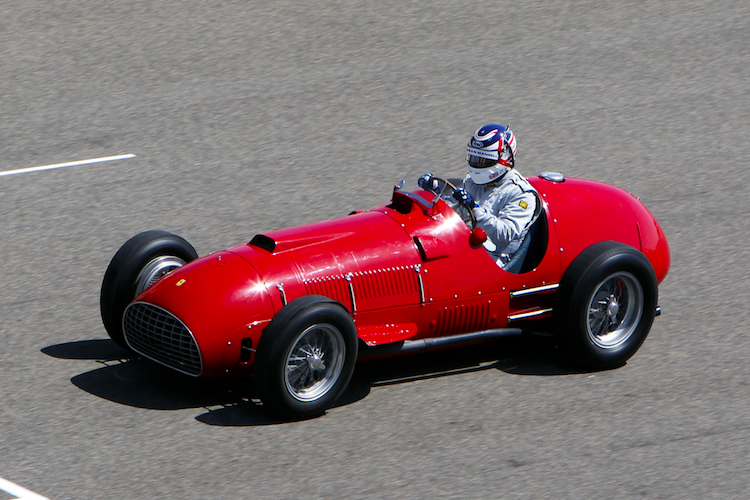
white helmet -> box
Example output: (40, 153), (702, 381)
(466, 123), (517, 184)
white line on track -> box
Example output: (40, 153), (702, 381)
(0, 154), (136, 178)
(0, 478), (51, 500)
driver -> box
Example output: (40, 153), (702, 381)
(420, 123), (539, 268)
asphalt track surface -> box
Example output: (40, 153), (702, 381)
(1, 1), (749, 499)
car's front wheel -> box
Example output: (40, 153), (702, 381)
(254, 295), (358, 420)
(554, 241), (658, 369)
(100, 230), (198, 349)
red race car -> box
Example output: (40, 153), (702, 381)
(100, 171), (669, 419)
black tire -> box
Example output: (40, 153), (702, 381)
(100, 230), (198, 349)
(254, 295), (358, 420)
(553, 241), (658, 369)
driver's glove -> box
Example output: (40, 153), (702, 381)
(418, 173), (440, 193)
(452, 187), (478, 208)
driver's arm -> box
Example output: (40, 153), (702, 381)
(473, 189), (537, 249)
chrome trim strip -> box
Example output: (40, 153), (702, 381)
(507, 308), (554, 322)
(276, 283), (287, 306)
(415, 265), (425, 305)
(509, 283), (559, 299)
(123, 301), (203, 377)
(345, 273), (357, 312)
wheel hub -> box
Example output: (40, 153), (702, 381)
(606, 295), (620, 320)
(306, 349), (326, 371)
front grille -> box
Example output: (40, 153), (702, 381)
(123, 302), (202, 376)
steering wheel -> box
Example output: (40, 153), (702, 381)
(425, 176), (487, 247)
(427, 176), (478, 230)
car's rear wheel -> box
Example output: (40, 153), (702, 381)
(554, 241), (658, 369)
(255, 295), (358, 420)
(100, 230), (198, 349)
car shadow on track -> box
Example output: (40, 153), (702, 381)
(42, 334), (604, 427)
(42, 339), (284, 423)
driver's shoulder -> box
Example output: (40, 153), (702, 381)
(506, 170), (538, 193)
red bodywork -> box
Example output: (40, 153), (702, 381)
(134, 176), (669, 377)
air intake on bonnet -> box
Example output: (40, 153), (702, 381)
(123, 302), (202, 376)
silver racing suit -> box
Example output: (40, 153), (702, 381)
(459, 169), (539, 267)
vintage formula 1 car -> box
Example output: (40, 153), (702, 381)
(100, 171), (669, 419)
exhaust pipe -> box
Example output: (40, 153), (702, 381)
(359, 328), (523, 358)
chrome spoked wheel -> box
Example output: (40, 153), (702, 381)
(255, 296), (358, 420)
(586, 271), (644, 349)
(284, 323), (346, 402)
(135, 256), (186, 295)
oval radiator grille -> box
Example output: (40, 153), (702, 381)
(123, 302), (202, 376)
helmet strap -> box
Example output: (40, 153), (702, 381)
(504, 124), (515, 168)
(503, 146), (515, 169)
